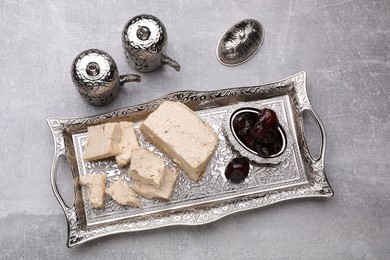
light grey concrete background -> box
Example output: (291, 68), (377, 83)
(1, 0), (389, 259)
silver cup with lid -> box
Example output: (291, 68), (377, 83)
(122, 14), (180, 72)
(71, 49), (141, 106)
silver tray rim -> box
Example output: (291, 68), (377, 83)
(47, 71), (333, 247)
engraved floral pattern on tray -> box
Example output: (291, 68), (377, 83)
(73, 96), (307, 225)
(48, 71), (333, 247)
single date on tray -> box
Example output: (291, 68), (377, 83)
(232, 108), (284, 158)
(225, 157), (250, 183)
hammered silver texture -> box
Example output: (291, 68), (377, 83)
(71, 49), (141, 106)
(122, 14), (180, 72)
(47, 71), (333, 247)
(216, 19), (264, 66)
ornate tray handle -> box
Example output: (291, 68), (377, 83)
(49, 147), (80, 247)
(50, 152), (72, 212)
(302, 108), (326, 163)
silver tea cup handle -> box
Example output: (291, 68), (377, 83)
(161, 54), (181, 72)
(119, 74), (141, 85)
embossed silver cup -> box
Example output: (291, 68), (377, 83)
(71, 49), (141, 106)
(122, 14), (180, 72)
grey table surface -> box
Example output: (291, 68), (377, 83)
(1, 0), (389, 259)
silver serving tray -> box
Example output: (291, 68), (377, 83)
(47, 71), (333, 247)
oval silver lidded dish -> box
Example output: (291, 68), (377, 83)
(216, 19), (264, 66)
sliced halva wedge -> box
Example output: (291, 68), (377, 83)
(106, 179), (142, 208)
(79, 174), (107, 208)
(133, 167), (178, 201)
(83, 122), (121, 161)
(115, 122), (139, 167)
(129, 148), (165, 188)
(140, 101), (219, 181)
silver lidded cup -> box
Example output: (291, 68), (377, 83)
(71, 49), (141, 106)
(122, 14), (180, 72)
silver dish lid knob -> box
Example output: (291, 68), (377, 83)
(71, 49), (141, 106)
(122, 14), (180, 72)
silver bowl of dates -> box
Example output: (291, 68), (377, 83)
(223, 105), (286, 164)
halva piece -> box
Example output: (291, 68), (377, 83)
(106, 179), (142, 208)
(115, 122), (139, 167)
(83, 122), (121, 161)
(134, 167), (178, 201)
(129, 148), (165, 188)
(140, 101), (219, 181)
(79, 174), (107, 208)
